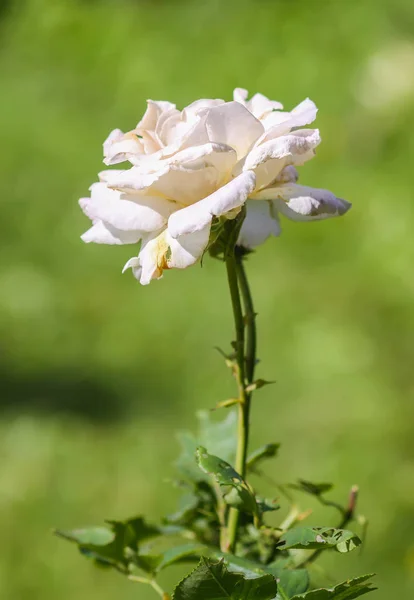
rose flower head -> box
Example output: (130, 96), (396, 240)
(79, 88), (350, 284)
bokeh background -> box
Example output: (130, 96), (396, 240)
(1, 0), (414, 598)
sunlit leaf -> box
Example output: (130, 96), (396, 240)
(196, 447), (258, 515)
(279, 527), (361, 553)
(173, 557), (277, 600)
(55, 517), (160, 572)
(175, 411), (237, 482)
(266, 562), (309, 598)
(290, 574), (376, 599)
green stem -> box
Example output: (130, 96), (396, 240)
(235, 248), (257, 387)
(128, 575), (169, 599)
(225, 250), (257, 553)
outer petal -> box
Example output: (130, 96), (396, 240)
(259, 98), (318, 139)
(252, 183), (351, 221)
(248, 93), (284, 119)
(79, 183), (176, 232)
(237, 200), (281, 248)
(233, 88), (284, 118)
(122, 224), (211, 285)
(166, 226), (211, 269)
(233, 88), (249, 104)
(81, 221), (141, 245)
(203, 102), (264, 158)
(168, 170), (256, 238)
(243, 129), (321, 189)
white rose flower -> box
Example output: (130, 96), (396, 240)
(79, 89), (350, 284)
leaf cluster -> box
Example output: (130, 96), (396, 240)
(56, 410), (375, 600)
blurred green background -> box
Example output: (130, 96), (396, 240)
(1, 0), (414, 598)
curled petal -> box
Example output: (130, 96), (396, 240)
(248, 93), (284, 119)
(103, 129), (144, 165)
(108, 143), (238, 203)
(182, 98), (225, 120)
(168, 170), (256, 238)
(122, 256), (142, 281)
(252, 183), (351, 221)
(233, 88), (249, 103)
(203, 101), (264, 158)
(137, 99), (176, 132)
(123, 225), (212, 285)
(81, 221), (142, 245)
(275, 165), (299, 184)
(79, 183), (176, 232)
(259, 98), (318, 139)
(233, 88), (284, 119)
(243, 129), (321, 189)
(166, 226), (211, 269)
(237, 200), (281, 248)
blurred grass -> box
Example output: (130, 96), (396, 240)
(1, 0), (414, 598)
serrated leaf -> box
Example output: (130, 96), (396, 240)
(210, 552), (269, 577)
(173, 557), (277, 600)
(55, 517), (160, 572)
(247, 444), (280, 471)
(266, 563), (309, 598)
(290, 574), (376, 599)
(279, 527), (361, 553)
(289, 480), (333, 497)
(156, 543), (207, 572)
(133, 542), (206, 575)
(196, 447), (258, 515)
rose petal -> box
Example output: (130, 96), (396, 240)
(81, 221), (141, 245)
(137, 99), (176, 132)
(248, 93), (284, 119)
(243, 129), (321, 189)
(166, 225), (211, 269)
(79, 183), (176, 232)
(108, 143), (238, 204)
(252, 183), (351, 221)
(103, 129), (144, 165)
(168, 170), (256, 238)
(259, 98), (318, 140)
(203, 101), (264, 158)
(237, 200), (281, 248)
(233, 89), (284, 119)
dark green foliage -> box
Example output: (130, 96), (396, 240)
(56, 409), (373, 598)
(290, 574), (376, 599)
(173, 558), (277, 600)
(279, 527), (361, 553)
